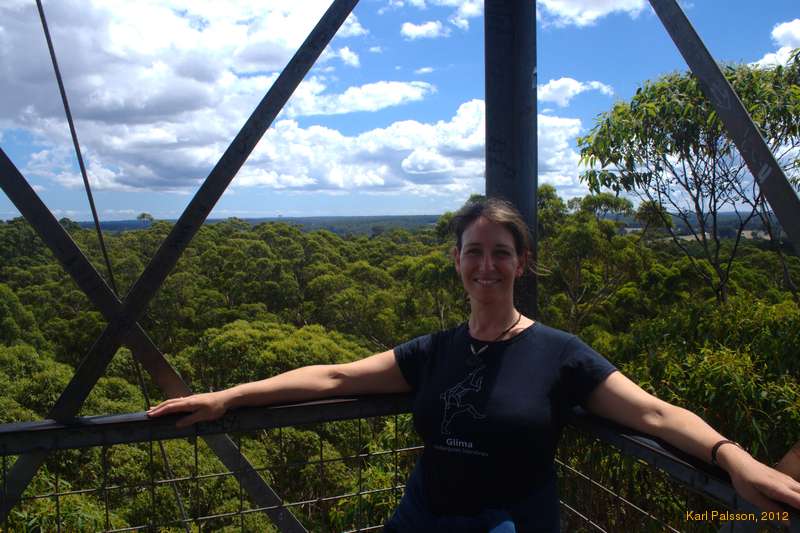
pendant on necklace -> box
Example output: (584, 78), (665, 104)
(467, 343), (487, 366)
(470, 344), (488, 356)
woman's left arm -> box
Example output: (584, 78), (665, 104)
(585, 371), (800, 514)
(777, 441), (800, 481)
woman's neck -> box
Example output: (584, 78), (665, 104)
(468, 303), (520, 341)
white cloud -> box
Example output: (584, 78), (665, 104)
(401, 20), (451, 40)
(446, 0), (481, 30)
(449, 18), (470, 31)
(12, 94), (586, 198)
(772, 19), (800, 48)
(0, 0), (336, 127)
(378, 0), (406, 15)
(254, 99), (583, 195)
(753, 47), (795, 68)
(753, 19), (800, 67)
(538, 114), (583, 189)
(286, 80), (435, 117)
(414, 66), (434, 74)
(51, 209), (87, 220)
(1, 1), (589, 203)
(102, 208), (138, 216)
(392, 1), (482, 31)
(339, 13), (369, 37)
(538, 0), (646, 27)
(337, 46), (360, 67)
(402, 147), (454, 174)
(0, 1), (444, 194)
(538, 78), (614, 107)
(369, 46), (383, 53)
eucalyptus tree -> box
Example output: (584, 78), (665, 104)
(537, 184), (567, 240)
(539, 208), (647, 333)
(136, 212), (154, 226)
(579, 51), (800, 302)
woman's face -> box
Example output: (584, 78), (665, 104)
(454, 217), (524, 305)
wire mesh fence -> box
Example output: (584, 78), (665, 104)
(0, 403), (790, 532)
(557, 426), (786, 533)
(0, 415), (420, 532)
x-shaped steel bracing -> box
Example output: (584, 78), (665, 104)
(1, 0), (799, 531)
(0, 0), (359, 530)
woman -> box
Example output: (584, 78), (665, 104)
(148, 198), (800, 532)
(778, 442), (800, 481)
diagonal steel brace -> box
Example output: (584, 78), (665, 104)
(0, 0), (358, 529)
(649, 0), (800, 251)
(0, 150), (305, 532)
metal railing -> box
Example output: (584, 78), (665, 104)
(1, 0), (797, 529)
(0, 395), (794, 532)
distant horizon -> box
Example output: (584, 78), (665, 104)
(1, 208), (781, 224)
(1, 1), (796, 221)
(39, 213), (445, 224)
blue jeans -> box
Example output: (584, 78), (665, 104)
(384, 462), (559, 533)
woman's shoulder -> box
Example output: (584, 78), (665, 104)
(514, 322), (605, 362)
(523, 321), (576, 345)
(396, 322), (467, 353)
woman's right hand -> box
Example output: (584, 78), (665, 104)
(144, 351), (410, 429)
(146, 391), (230, 428)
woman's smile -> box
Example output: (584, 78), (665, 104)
(454, 216), (523, 302)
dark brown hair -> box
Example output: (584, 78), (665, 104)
(450, 197), (533, 263)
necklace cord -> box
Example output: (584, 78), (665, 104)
(470, 311), (523, 343)
(467, 312), (522, 359)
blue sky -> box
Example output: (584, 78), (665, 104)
(0, 0), (798, 221)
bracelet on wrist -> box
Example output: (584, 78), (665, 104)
(711, 439), (742, 466)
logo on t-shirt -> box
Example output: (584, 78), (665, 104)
(446, 437), (473, 449)
(439, 365), (486, 435)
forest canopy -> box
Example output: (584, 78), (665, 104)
(0, 183), (798, 529)
(1, 51), (799, 530)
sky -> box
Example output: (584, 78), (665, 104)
(0, 0), (798, 221)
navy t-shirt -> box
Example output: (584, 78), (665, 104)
(394, 322), (617, 517)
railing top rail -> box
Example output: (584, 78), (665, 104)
(0, 395), (413, 454)
(0, 394), (797, 529)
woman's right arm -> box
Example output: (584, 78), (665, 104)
(147, 349), (410, 428)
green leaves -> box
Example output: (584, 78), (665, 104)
(1, 185), (799, 529)
(578, 54), (800, 304)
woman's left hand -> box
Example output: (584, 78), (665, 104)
(776, 441), (800, 481)
(718, 444), (800, 521)
(585, 374), (800, 521)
